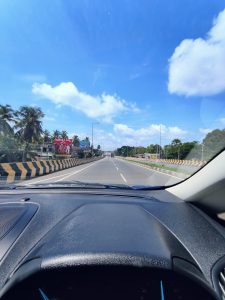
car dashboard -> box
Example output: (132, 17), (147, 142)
(0, 189), (224, 299)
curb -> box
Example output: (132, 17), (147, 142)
(0, 157), (103, 183)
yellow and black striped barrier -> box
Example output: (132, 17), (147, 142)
(121, 157), (207, 168)
(0, 157), (102, 183)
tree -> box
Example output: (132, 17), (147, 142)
(203, 129), (225, 160)
(0, 104), (14, 122)
(97, 145), (101, 150)
(0, 134), (23, 163)
(146, 144), (162, 154)
(15, 106), (44, 144)
(116, 146), (135, 157)
(61, 130), (68, 139)
(171, 139), (182, 147)
(53, 130), (61, 139)
(43, 130), (51, 143)
(171, 139), (182, 159)
(146, 144), (155, 153)
(85, 137), (90, 147)
(0, 104), (15, 136)
(179, 141), (199, 160)
(135, 146), (146, 155)
(73, 135), (80, 147)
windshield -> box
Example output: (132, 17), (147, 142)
(0, 0), (225, 188)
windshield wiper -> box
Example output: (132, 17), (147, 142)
(0, 181), (164, 191)
(130, 185), (164, 190)
(0, 183), (17, 190)
(15, 181), (134, 190)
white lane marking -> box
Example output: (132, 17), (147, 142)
(24, 159), (102, 185)
(55, 163), (95, 182)
(115, 158), (182, 180)
(120, 173), (127, 183)
(116, 167), (119, 171)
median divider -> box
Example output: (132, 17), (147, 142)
(121, 157), (207, 168)
(116, 157), (189, 179)
(0, 157), (102, 183)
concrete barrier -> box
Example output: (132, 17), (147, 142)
(119, 157), (207, 168)
(0, 157), (102, 183)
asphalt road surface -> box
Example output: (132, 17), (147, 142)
(22, 157), (183, 187)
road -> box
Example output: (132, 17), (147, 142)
(22, 157), (182, 186)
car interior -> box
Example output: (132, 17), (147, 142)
(0, 151), (224, 300)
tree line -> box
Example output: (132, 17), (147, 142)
(115, 130), (225, 161)
(0, 104), (93, 162)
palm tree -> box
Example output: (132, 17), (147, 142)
(61, 130), (68, 139)
(43, 129), (51, 143)
(52, 130), (61, 139)
(15, 106), (44, 144)
(0, 104), (14, 136)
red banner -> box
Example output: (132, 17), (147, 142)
(53, 139), (73, 155)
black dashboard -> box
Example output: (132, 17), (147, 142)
(0, 188), (224, 299)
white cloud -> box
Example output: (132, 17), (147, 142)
(199, 128), (212, 135)
(113, 123), (187, 144)
(68, 124), (187, 151)
(168, 9), (225, 96)
(32, 82), (138, 123)
(220, 117), (225, 125)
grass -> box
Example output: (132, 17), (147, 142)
(123, 159), (192, 176)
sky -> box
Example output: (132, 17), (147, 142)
(0, 0), (225, 150)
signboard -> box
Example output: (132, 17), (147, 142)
(53, 139), (73, 155)
(80, 139), (90, 149)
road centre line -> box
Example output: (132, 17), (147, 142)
(116, 158), (182, 180)
(120, 173), (127, 183)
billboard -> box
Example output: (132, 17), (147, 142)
(80, 139), (90, 149)
(54, 139), (73, 155)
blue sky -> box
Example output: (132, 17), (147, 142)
(0, 0), (225, 150)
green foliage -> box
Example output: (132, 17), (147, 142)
(0, 104), (15, 136)
(1, 103), (224, 163)
(42, 130), (51, 143)
(52, 130), (61, 139)
(61, 130), (68, 139)
(116, 130), (225, 161)
(0, 135), (23, 163)
(15, 106), (44, 144)
(0, 105), (14, 122)
(203, 129), (225, 159)
(164, 141), (200, 160)
(73, 135), (80, 147)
